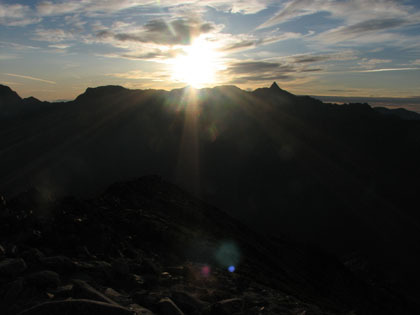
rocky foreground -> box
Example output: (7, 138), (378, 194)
(0, 176), (414, 314)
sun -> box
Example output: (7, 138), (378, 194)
(171, 37), (220, 88)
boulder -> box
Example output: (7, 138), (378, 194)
(0, 258), (27, 277)
(2, 277), (25, 300)
(25, 270), (61, 288)
(40, 255), (75, 272)
(171, 291), (207, 313)
(127, 304), (155, 315)
(72, 279), (119, 305)
(158, 297), (184, 315)
(18, 299), (134, 315)
(210, 298), (244, 315)
(21, 248), (45, 263)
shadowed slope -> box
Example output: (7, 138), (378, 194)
(1, 84), (420, 303)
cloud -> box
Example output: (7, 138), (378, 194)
(317, 18), (410, 43)
(258, 0), (416, 29)
(220, 32), (302, 52)
(257, 0), (420, 47)
(224, 60), (301, 84)
(0, 41), (39, 50)
(358, 58), (392, 69)
(257, 0), (317, 29)
(0, 3), (40, 26)
(48, 44), (71, 50)
(285, 51), (357, 64)
(3, 73), (56, 84)
(227, 61), (295, 74)
(107, 69), (170, 81)
(99, 47), (185, 61)
(97, 17), (218, 45)
(34, 0), (271, 17)
(33, 28), (75, 42)
(0, 54), (18, 60)
(355, 68), (420, 73)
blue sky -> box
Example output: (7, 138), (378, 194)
(1, 0), (420, 102)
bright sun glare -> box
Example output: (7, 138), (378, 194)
(171, 37), (221, 88)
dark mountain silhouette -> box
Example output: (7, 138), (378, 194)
(374, 106), (420, 120)
(0, 84), (21, 108)
(0, 84), (51, 118)
(1, 83), (420, 308)
(0, 176), (415, 314)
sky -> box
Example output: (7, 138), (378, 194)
(1, 0), (420, 103)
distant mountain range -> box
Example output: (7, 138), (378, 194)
(1, 82), (420, 307)
(312, 95), (420, 117)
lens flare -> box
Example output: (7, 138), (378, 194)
(215, 241), (241, 269)
(201, 265), (211, 277)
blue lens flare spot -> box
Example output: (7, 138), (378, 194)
(228, 265), (235, 273)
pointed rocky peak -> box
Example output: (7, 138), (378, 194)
(270, 81), (281, 91)
(268, 82), (295, 98)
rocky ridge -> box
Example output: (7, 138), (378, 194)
(0, 176), (414, 314)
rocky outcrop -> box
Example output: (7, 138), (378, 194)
(0, 176), (415, 314)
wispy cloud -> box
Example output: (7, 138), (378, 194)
(4, 73), (56, 84)
(257, 0), (420, 47)
(0, 54), (18, 60)
(355, 68), (420, 73)
(258, 0), (416, 29)
(219, 32), (302, 52)
(97, 17), (219, 46)
(33, 28), (75, 42)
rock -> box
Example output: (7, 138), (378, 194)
(21, 248), (45, 263)
(166, 266), (187, 277)
(132, 291), (162, 309)
(17, 299), (135, 315)
(0, 258), (27, 277)
(52, 284), (74, 298)
(127, 304), (155, 315)
(140, 259), (160, 276)
(171, 291), (207, 314)
(210, 298), (244, 315)
(128, 273), (145, 289)
(72, 279), (119, 305)
(75, 260), (113, 280)
(105, 288), (132, 305)
(158, 297), (184, 315)
(112, 258), (130, 276)
(40, 255), (75, 272)
(2, 277), (25, 300)
(25, 270), (61, 288)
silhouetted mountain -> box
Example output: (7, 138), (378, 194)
(0, 176), (415, 314)
(0, 85), (51, 118)
(374, 106), (420, 120)
(0, 84), (22, 111)
(1, 83), (420, 308)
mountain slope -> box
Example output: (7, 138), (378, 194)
(1, 84), (420, 303)
(0, 176), (414, 314)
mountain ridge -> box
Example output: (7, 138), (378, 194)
(1, 82), (420, 306)
(3, 82), (420, 121)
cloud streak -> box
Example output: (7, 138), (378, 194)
(4, 73), (56, 84)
